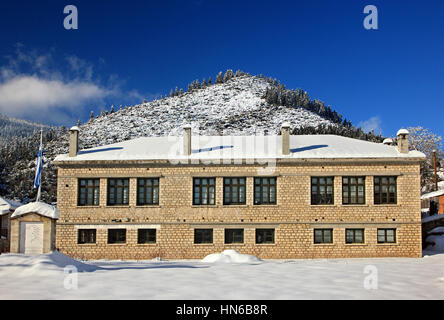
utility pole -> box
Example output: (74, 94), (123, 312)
(433, 150), (438, 191)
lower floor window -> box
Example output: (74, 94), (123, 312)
(138, 229), (156, 244)
(108, 229), (126, 244)
(225, 229), (244, 244)
(194, 229), (213, 244)
(345, 229), (365, 244)
(78, 229), (96, 244)
(377, 228), (396, 243)
(256, 229), (275, 244)
(314, 229), (333, 244)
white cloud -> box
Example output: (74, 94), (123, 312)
(0, 75), (109, 117)
(358, 116), (382, 135)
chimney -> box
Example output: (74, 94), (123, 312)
(183, 125), (192, 156)
(69, 126), (80, 157)
(382, 138), (394, 146)
(281, 122), (290, 155)
(396, 129), (409, 154)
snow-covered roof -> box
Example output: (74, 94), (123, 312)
(0, 197), (22, 215)
(11, 202), (59, 220)
(54, 135), (426, 163)
(421, 189), (444, 200)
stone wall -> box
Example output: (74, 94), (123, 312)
(56, 161), (422, 259)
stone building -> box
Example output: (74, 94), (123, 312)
(53, 125), (425, 260)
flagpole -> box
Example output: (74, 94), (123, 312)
(35, 128), (43, 202)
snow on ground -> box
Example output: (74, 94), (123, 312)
(1, 249), (444, 299)
(202, 250), (262, 263)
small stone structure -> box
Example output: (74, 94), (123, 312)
(9, 202), (58, 254)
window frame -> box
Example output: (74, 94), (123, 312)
(107, 178), (130, 206)
(374, 176), (397, 205)
(137, 178), (160, 206)
(194, 229), (213, 244)
(223, 177), (246, 205)
(311, 177), (334, 205)
(345, 228), (365, 244)
(314, 229), (333, 244)
(342, 177), (366, 205)
(255, 228), (275, 244)
(107, 229), (127, 244)
(137, 228), (157, 244)
(193, 178), (216, 205)
(224, 229), (244, 244)
(77, 229), (96, 244)
(77, 178), (100, 206)
(377, 228), (396, 244)
(254, 177), (277, 205)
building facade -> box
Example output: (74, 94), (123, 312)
(54, 126), (425, 260)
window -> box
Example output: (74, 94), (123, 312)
(377, 229), (396, 243)
(107, 178), (129, 206)
(314, 229), (333, 244)
(254, 177), (277, 205)
(78, 229), (96, 244)
(193, 178), (215, 205)
(225, 229), (244, 244)
(311, 177), (334, 205)
(343, 177), (365, 205)
(345, 229), (365, 244)
(108, 229), (126, 244)
(374, 177), (397, 204)
(137, 229), (156, 244)
(256, 229), (275, 244)
(137, 178), (159, 205)
(223, 177), (246, 205)
(194, 229), (213, 244)
(78, 179), (100, 206)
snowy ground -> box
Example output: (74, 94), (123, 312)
(1, 248), (444, 300)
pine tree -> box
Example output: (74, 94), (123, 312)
(90, 111), (94, 121)
(216, 72), (223, 84)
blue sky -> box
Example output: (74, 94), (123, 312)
(0, 0), (443, 138)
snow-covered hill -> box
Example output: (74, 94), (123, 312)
(0, 113), (50, 146)
(77, 74), (335, 149)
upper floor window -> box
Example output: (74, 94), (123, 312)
(254, 177), (276, 205)
(107, 178), (129, 206)
(78, 178), (100, 206)
(343, 177), (365, 205)
(223, 177), (246, 205)
(374, 176), (397, 204)
(137, 178), (159, 205)
(193, 178), (215, 205)
(311, 177), (334, 205)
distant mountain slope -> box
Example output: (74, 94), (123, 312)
(0, 113), (51, 146)
(0, 71), (383, 202)
(78, 74), (335, 149)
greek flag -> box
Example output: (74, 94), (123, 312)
(34, 129), (43, 201)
